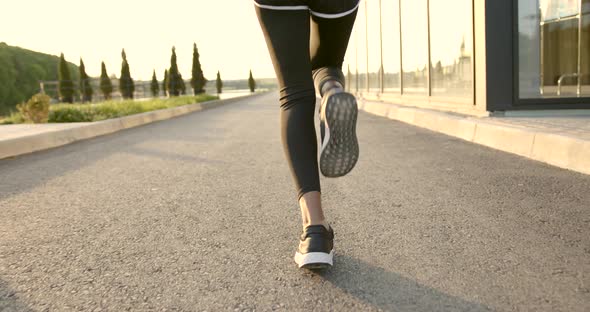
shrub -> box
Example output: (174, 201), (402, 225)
(49, 106), (93, 123)
(16, 93), (50, 123)
(5, 94), (218, 123)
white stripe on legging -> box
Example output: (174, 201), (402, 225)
(310, 0), (360, 19)
(253, 2), (309, 10)
(253, 1), (360, 17)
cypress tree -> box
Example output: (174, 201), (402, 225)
(100, 62), (113, 100)
(163, 69), (169, 97)
(216, 71), (222, 94)
(79, 58), (93, 102)
(179, 72), (186, 95)
(167, 47), (182, 97)
(150, 70), (159, 97)
(190, 43), (206, 94)
(248, 70), (256, 93)
(58, 53), (74, 103)
(119, 49), (135, 99)
(346, 65), (352, 92)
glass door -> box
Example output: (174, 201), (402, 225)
(518, 0), (590, 99)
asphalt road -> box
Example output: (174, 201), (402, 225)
(1, 92), (589, 311)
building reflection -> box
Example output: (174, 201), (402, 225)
(345, 0), (589, 107)
(431, 38), (472, 97)
(345, 0), (473, 101)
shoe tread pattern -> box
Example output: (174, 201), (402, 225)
(320, 92), (359, 178)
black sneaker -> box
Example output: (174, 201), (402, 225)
(319, 90), (359, 178)
(294, 225), (334, 269)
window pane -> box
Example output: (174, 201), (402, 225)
(582, 11), (590, 94)
(367, 0), (382, 92)
(401, 0), (428, 95)
(356, 1), (368, 92)
(543, 19), (579, 96)
(382, 0), (401, 93)
(429, 0), (473, 98)
(518, 0), (543, 98)
(344, 26), (358, 93)
(518, 0), (590, 98)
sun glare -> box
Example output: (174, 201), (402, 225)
(0, 0), (275, 81)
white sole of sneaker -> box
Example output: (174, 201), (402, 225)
(294, 250), (334, 269)
(319, 92), (359, 178)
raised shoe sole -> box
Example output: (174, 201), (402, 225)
(319, 92), (359, 178)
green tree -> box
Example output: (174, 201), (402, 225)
(248, 70), (256, 93)
(346, 65), (352, 92)
(119, 49), (134, 99)
(150, 70), (160, 97)
(179, 72), (186, 95)
(163, 69), (169, 97)
(167, 47), (182, 97)
(99, 62), (113, 100)
(58, 53), (74, 103)
(0, 43), (79, 114)
(216, 71), (222, 94)
(190, 43), (206, 94)
(79, 58), (93, 102)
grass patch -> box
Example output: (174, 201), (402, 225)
(0, 111), (25, 124)
(0, 94), (218, 124)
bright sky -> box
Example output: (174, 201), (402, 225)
(1, 0), (474, 81)
(0, 0), (275, 81)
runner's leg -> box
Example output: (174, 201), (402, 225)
(309, 0), (359, 94)
(255, 5), (322, 202)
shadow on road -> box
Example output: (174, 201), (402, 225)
(0, 280), (33, 312)
(318, 254), (494, 312)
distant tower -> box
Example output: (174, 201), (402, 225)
(460, 36), (466, 57)
(457, 36), (471, 82)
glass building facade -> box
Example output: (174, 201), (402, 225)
(345, 0), (590, 113)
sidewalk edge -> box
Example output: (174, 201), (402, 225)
(0, 93), (266, 160)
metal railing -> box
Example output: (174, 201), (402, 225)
(557, 73), (589, 96)
(38, 78), (190, 103)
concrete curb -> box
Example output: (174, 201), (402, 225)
(0, 93), (266, 159)
(359, 99), (590, 175)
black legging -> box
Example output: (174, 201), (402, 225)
(255, 0), (358, 199)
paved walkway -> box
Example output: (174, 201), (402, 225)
(483, 115), (590, 141)
(1, 93), (589, 311)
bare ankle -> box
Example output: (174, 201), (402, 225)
(299, 191), (329, 229)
